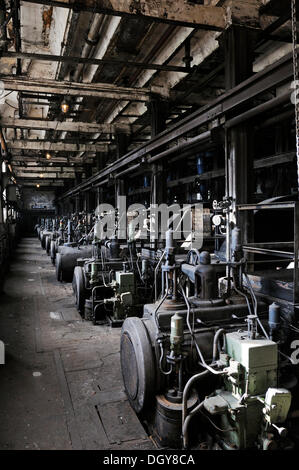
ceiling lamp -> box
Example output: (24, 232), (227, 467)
(46, 152), (51, 160)
(61, 97), (70, 114)
(39, 173), (44, 178)
(36, 184), (40, 188)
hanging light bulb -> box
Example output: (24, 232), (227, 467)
(36, 184), (40, 188)
(61, 97), (69, 114)
(39, 173), (44, 178)
(46, 152), (51, 160)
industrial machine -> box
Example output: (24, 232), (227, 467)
(44, 218), (60, 256)
(55, 214), (94, 281)
(120, 229), (296, 450)
(39, 218), (54, 250)
(73, 230), (150, 325)
(87, 263), (142, 326)
(50, 217), (66, 265)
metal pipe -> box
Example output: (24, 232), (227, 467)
(148, 131), (212, 164)
(154, 250), (166, 302)
(54, 13), (103, 143)
(182, 400), (205, 449)
(73, 14), (104, 82)
(224, 128), (232, 286)
(259, 108), (294, 129)
(59, 53), (297, 201)
(182, 371), (209, 449)
(212, 328), (226, 362)
(0, 127), (8, 157)
(0, 0), (7, 51)
(225, 92), (291, 129)
(179, 281), (227, 375)
(55, 9), (78, 80)
(92, 178), (109, 188)
(10, 0), (21, 74)
(154, 273), (169, 332)
(114, 163), (141, 179)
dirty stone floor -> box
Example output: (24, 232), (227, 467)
(0, 238), (154, 450)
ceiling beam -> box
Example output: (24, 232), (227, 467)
(20, 0), (226, 31)
(7, 140), (108, 152)
(22, 182), (64, 185)
(8, 138), (146, 145)
(13, 166), (84, 172)
(10, 155), (94, 164)
(0, 76), (152, 102)
(1, 118), (129, 134)
(18, 180), (65, 186)
(2, 51), (191, 74)
(15, 171), (77, 178)
(7, 138), (112, 144)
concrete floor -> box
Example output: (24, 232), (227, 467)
(0, 238), (154, 450)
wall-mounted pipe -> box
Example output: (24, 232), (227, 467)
(259, 108), (294, 129)
(114, 162), (141, 179)
(59, 130), (213, 200)
(225, 92), (291, 129)
(148, 130), (212, 164)
(92, 178), (109, 189)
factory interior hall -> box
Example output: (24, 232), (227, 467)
(2, 0), (299, 455)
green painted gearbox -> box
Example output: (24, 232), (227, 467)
(225, 331), (277, 397)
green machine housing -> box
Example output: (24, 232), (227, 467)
(204, 331), (291, 449)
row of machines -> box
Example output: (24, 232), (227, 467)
(72, 236), (152, 326)
(37, 214), (94, 279)
(37, 213), (153, 326)
(121, 228), (297, 450)
(36, 205), (299, 450)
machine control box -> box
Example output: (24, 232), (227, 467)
(115, 272), (135, 294)
(225, 331), (278, 396)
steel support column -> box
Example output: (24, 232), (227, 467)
(223, 25), (256, 262)
(150, 98), (169, 208)
(75, 195), (81, 214)
(149, 98), (168, 247)
(115, 133), (128, 235)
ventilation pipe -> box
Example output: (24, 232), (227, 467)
(58, 14), (104, 142)
(72, 13), (104, 82)
(0, 0), (8, 52)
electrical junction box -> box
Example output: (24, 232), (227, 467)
(225, 331), (278, 396)
(115, 272), (135, 294)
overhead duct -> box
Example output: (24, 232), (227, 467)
(0, 0), (7, 51)
(72, 13), (104, 82)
